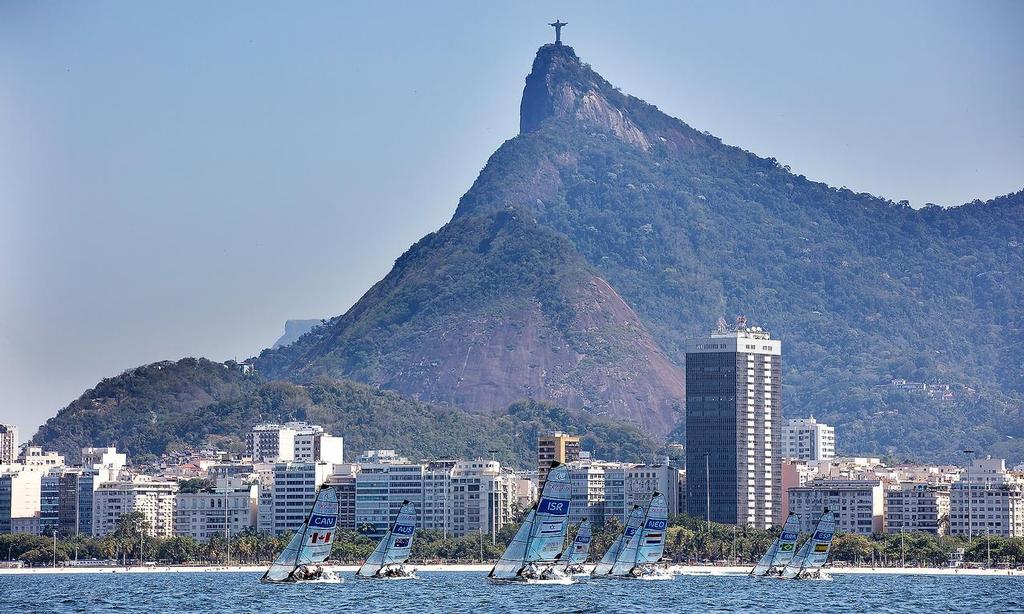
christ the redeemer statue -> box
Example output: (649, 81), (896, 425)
(549, 20), (567, 45)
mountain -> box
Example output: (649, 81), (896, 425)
(30, 358), (657, 467)
(257, 208), (685, 435)
(272, 319), (322, 349)
(31, 358), (259, 464)
(33, 42), (1024, 463)
(260, 43), (1023, 461)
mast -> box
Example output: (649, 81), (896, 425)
(292, 487), (321, 571)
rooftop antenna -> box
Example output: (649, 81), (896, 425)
(716, 317), (728, 333)
(735, 315), (747, 330)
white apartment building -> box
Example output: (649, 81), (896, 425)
(422, 460), (454, 533)
(294, 431), (344, 465)
(81, 447), (127, 470)
(567, 462), (605, 526)
(20, 447), (65, 469)
(781, 416), (835, 462)
(562, 461), (681, 527)
(886, 482), (950, 535)
(949, 457), (1024, 538)
(449, 460), (517, 538)
(626, 464), (680, 517)
(174, 477), (258, 541)
(355, 459), (426, 538)
(263, 461), (333, 536)
(515, 472), (538, 510)
(250, 422), (343, 464)
(92, 476), (178, 537)
(788, 479), (884, 534)
(0, 468), (41, 534)
(0, 424), (16, 465)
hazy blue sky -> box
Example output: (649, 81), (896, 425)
(1, 1), (1021, 440)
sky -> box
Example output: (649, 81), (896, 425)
(1, 1), (1022, 441)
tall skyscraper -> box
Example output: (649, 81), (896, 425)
(685, 319), (781, 529)
(0, 424), (17, 465)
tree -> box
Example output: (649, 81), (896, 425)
(19, 546), (68, 566)
(112, 511), (150, 563)
(178, 478), (216, 494)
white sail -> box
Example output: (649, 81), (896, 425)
(357, 500), (417, 577)
(800, 510), (836, 572)
(524, 464), (572, 564)
(489, 509), (536, 579)
(592, 505), (644, 576)
(751, 512), (800, 576)
(750, 539), (779, 576)
(559, 520), (592, 568)
(609, 505), (648, 576)
(263, 486), (339, 582)
(632, 492), (668, 567)
(780, 537), (811, 579)
(771, 513), (802, 570)
(489, 462), (572, 580)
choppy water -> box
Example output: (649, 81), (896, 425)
(1, 571), (1021, 613)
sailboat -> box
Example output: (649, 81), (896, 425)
(607, 491), (671, 580)
(356, 500), (418, 580)
(261, 486), (341, 584)
(780, 509), (836, 580)
(591, 505), (645, 577)
(487, 462), (573, 584)
(557, 520), (592, 576)
(750, 512), (801, 577)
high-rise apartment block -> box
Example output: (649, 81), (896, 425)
(781, 416), (835, 461)
(0, 424), (17, 465)
(949, 457), (1024, 538)
(249, 422), (344, 464)
(538, 432), (580, 488)
(174, 476), (259, 541)
(886, 482), (950, 535)
(263, 461), (333, 536)
(92, 476), (178, 537)
(787, 479), (884, 534)
(685, 321), (781, 529)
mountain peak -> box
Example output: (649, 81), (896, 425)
(519, 44), (650, 150)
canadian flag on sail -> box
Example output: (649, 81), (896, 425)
(310, 532), (332, 544)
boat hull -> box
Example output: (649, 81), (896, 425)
(356, 573), (418, 581)
(260, 569), (343, 584)
(487, 574), (575, 585)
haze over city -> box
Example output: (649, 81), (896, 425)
(2, 0), (1022, 438)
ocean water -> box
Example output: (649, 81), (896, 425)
(1, 572), (1021, 613)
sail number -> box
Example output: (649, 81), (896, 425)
(309, 514), (337, 528)
(394, 524), (415, 535)
(538, 499), (569, 515)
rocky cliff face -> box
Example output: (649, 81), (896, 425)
(257, 209), (685, 435)
(272, 319), (322, 349)
(520, 44), (650, 150)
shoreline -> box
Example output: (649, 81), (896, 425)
(1, 563), (1021, 577)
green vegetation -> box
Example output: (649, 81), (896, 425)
(31, 358), (259, 464)
(453, 45), (1024, 462)
(5, 514), (1021, 567)
(31, 360), (657, 468)
(661, 515), (1024, 566)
